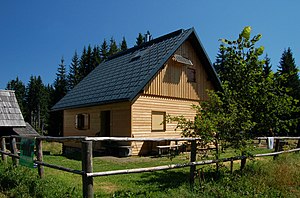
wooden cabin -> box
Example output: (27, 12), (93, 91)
(0, 90), (39, 137)
(52, 28), (221, 155)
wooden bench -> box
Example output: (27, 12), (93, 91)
(157, 144), (182, 156)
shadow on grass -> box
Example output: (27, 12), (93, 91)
(139, 170), (189, 190)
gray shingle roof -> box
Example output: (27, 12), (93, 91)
(52, 28), (221, 111)
(13, 122), (40, 137)
(0, 90), (26, 127)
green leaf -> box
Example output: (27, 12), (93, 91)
(256, 46), (264, 55)
(241, 26), (251, 40)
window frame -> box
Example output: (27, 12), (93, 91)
(151, 111), (166, 132)
(75, 113), (90, 130)
(187, 67), (196, 83)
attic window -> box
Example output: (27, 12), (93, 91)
(75, 113), (89, 130)
(173, 54), (193, 65)
(187, 68), (196, 82)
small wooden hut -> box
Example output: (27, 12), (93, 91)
(0, 90), (39, 137)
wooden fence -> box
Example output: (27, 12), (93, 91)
(0, 135), (300, 198)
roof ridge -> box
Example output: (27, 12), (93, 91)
(0, 90), (15, 93)
(106, 28), (188, 61)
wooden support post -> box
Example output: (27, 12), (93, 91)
(10, 137), (19, 166)
(36, 139), (44, 178)
(230, 158), (234, 174)
(1, 137), (7, 163)
(215, 140), (219, 174)
(240, 156), (246, 171)
(189, 140), (197, 187)
(296, 140), (300, 154)
(273, 139), (280, 160)
(82, 141), (94, 198)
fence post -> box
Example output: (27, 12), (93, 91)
(189, 140), (197, 187)
(36, 139), (44, 178)
(273, 139), (280, 160)
(10, 137), (19, 166)
(230, 158), (233, 174)
(1, 137), (7, 164)
(240, 156), (246, 171)
(82, 141), (94, 198)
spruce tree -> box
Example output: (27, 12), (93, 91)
(263, 54), (272, 78)
(53, 57), (68, 104)
(85, 45), (93, 74)
(108, 37), (119, 57)
(213, 48), (226, 78)
(136, 33), (144, 46)
(50, 58), (68, 136)
(78, 46), (87, 81)
(277, 48), (300, 100)
(25, 76), (48, 133)
(92, 46), (101, 69)
(68, 51), (80, 90)
(277, 48), (300, 135)
(120, 37), (128, 51)
(100, 39), (109, 61)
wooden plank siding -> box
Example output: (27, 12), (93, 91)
(131, 95), (198, 155)
(63, 102), (131, 148)
(143, 40), (214, 101)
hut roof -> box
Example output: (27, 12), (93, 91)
(0, 90), (26, 127)
(13, 122), (40, 137)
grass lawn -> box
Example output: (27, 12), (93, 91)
(0, 142), (299, 197)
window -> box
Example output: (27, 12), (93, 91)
(75, 113), (89, 130)
(187, 68), (196, 82)
(151, 111), (166, 131)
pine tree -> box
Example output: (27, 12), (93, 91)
(53, 57), (68, 104)
(277, 47), (300, 99)
(68, 51), (80, 90)
(263, 54), (272, 78)
(100, 39), (109, 61)
(136, 33), (144, 46)
(277, 48), (300, 135)
(92, 46), (101, 69)
(108, 37), (119, 57)
(120, 37), (128, 51)
(85, 45), (93, 74)
(50, 58), (68, 136)
(78, 46), (87, 81)
(213, 48), (226, 78)
(25, 76), (48, 133)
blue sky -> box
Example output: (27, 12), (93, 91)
(1, 1), (299, 89)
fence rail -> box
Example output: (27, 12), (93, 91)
(0, 135), (299, 198)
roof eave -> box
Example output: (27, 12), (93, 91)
(51, 98), (131, 111)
